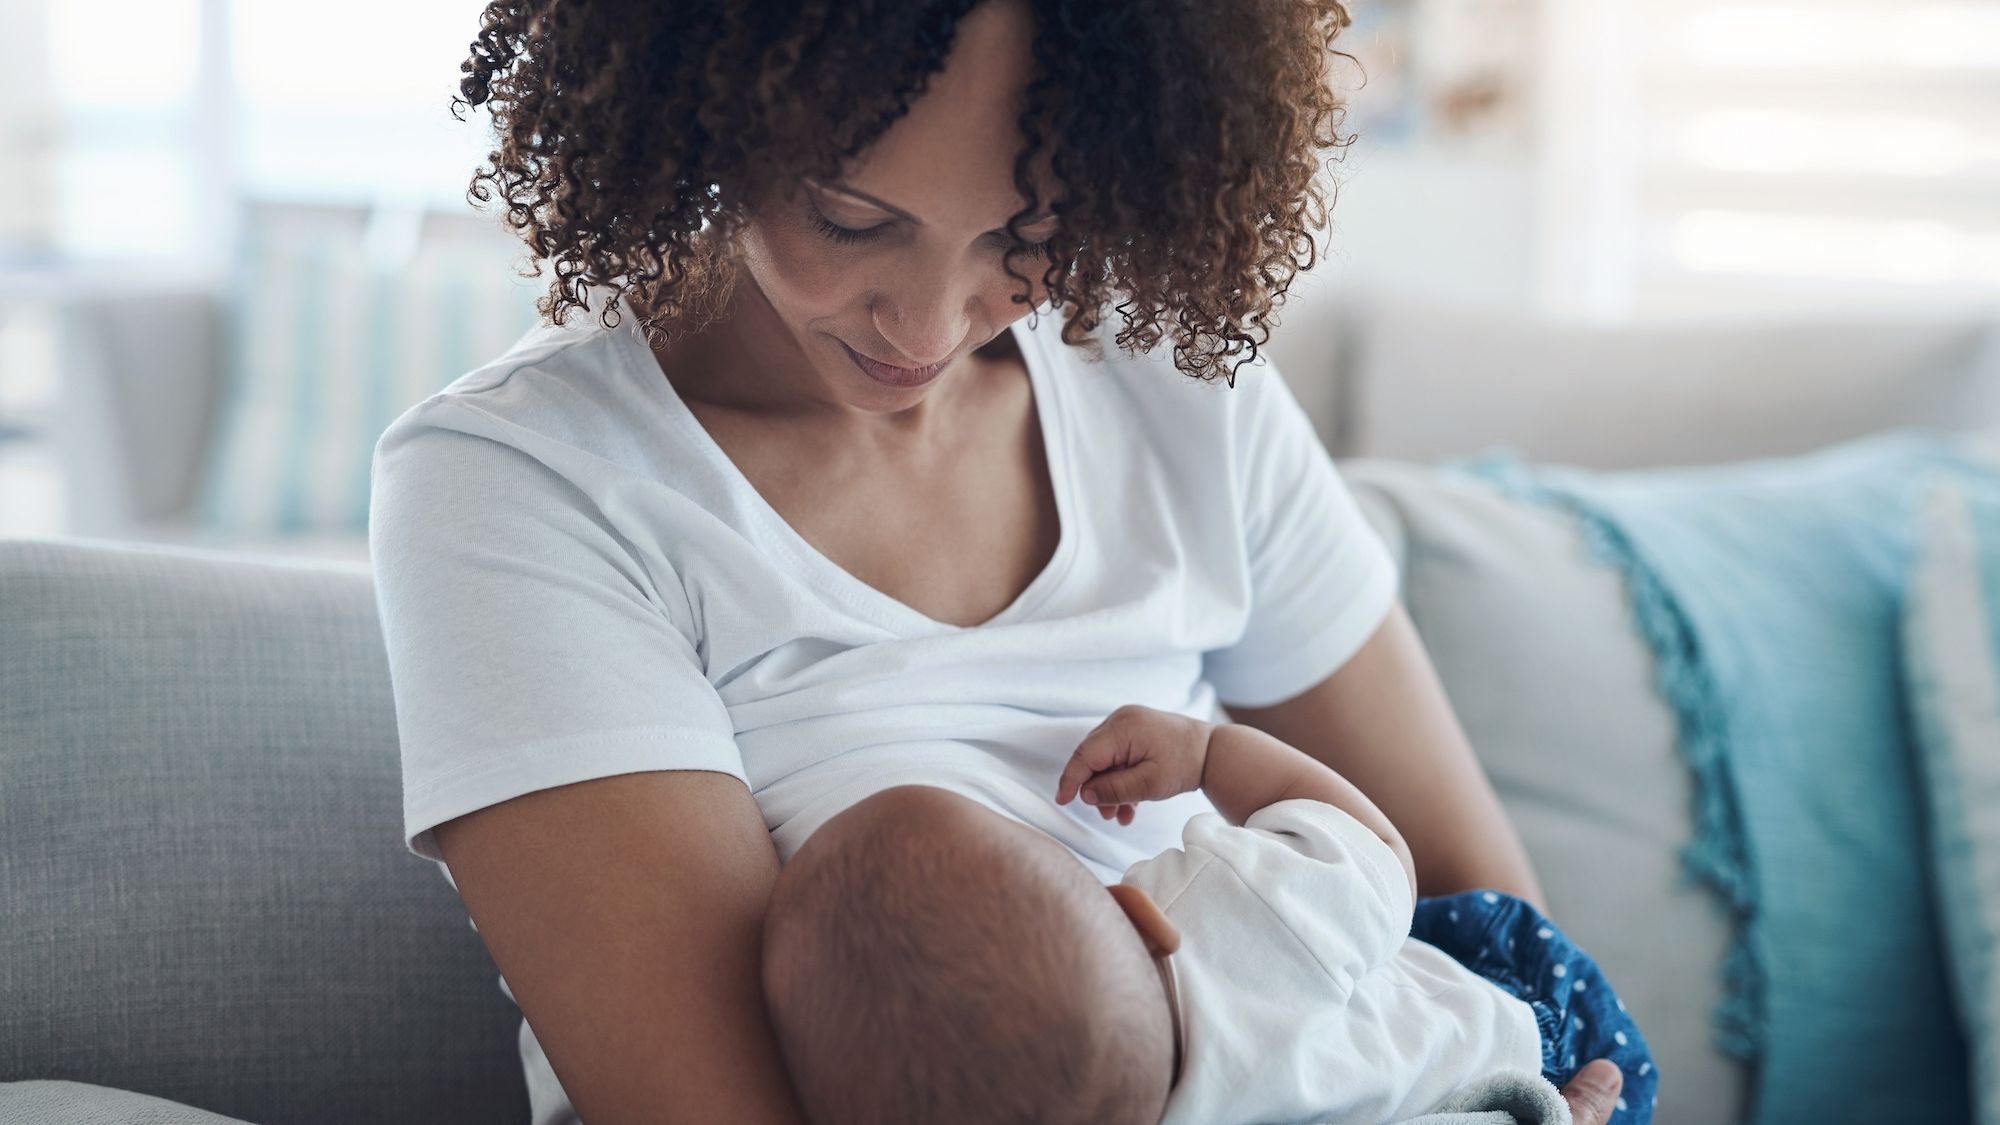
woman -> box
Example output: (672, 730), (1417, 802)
(369, 1), (1628, 1122)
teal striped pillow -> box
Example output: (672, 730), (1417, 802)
(1902, 439), (2000, 1125)
(196, 224), (543, 538)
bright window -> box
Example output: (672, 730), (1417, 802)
(1537, 0), (2000, 318)
(33, 0), (492, 267)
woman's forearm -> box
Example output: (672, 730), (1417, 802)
(1220, 602), (1550, 911)
(435, 771), (810, 1125)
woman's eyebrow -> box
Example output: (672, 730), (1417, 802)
(818, 181), (1058, 227)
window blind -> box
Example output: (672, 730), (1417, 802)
(1538, 0), (2000, 319)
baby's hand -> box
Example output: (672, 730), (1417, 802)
(1055, 704), (1215, 825)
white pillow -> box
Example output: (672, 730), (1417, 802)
(1901, 437), (2000, 1125)
(1342, 458), (1750, 1125)
(194, 222), (542, 538)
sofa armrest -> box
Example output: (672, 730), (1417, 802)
(0, 1081), (254, 1124)
(56, 286), (225, 536)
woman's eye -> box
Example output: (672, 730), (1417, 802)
(1012, 223), (1060, 256)
(809, 209), (886, 245)
(807, 202), (1054, 256)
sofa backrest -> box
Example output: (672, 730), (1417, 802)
(0, 537), (526, 1125)
(1321, 282), (2000, 471)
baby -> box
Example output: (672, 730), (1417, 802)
(760, 704), (1659, 1125)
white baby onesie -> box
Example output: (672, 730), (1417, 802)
(1123, 799), (1545, 1125)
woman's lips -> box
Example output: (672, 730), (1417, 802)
(839, 339), (947, 388)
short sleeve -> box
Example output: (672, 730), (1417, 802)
(1157, 800), (1414, 987)
(369, 407), (746, 864)
(1202, 360), (1400, 709)
(1238, 799), (1415, 950)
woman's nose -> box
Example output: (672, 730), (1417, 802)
(871, 276), (980, 367)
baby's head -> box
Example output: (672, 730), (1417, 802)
(762, 785), (1178, 1125)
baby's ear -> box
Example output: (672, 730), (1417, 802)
(1106, 883), (1181, 957)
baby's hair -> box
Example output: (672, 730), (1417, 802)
(762, 790), (1169, 1125)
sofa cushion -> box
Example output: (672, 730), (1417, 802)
(0, 538), (526, 1125)
(1342, 458), (1748, 1125)
(0, 1080), (254, 1124)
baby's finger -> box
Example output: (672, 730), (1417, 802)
(1116, 804), (1136, 826)
(1056, 748), (1102, 805)
(1080, 760), (1165, 807)
(1056, 726), (1129, 804)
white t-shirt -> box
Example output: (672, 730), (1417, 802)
(367, 305), (1401, 1125)
(1127, 799), (1544, 1125)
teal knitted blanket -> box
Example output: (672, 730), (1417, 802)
(1448, 430), (1975, 1124)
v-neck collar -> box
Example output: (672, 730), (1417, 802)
(619, 313), (1078, 637)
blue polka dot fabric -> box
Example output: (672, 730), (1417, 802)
(1411, 889), (1659, 1124)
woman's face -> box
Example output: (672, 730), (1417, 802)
(733, 0), (1061, 411)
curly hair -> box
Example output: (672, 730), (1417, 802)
(454, 0), (1359, 384)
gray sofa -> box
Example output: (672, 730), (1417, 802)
(4, 452), (1759, 1124)
(0, 542), (525, 1124)
(14, 272), (1996, 1122)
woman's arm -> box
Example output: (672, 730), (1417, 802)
(1221, 600), (1550, 911)
(433, 770), (807, 1125)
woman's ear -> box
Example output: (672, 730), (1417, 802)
(1106, 882), (1181, 957)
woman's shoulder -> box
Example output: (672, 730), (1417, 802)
(373, 311), (687, 488)
(1026, 310), (1295, 450)
(366, 314), (716, 618)
(384, 312), (638, 433)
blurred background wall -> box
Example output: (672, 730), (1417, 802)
(0, 0), (1996, 558)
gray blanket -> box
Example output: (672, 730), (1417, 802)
(2, 1068), (1573, 1124)
(1386, 1068), (1574, 1125)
